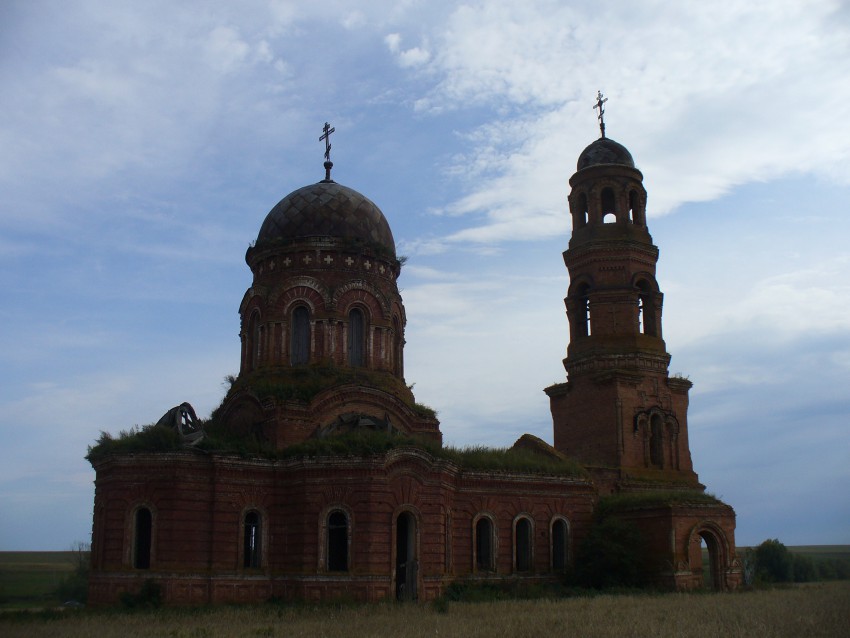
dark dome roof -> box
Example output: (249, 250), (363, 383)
(256, 180), (396, 257)
(577, 137), (635, 170)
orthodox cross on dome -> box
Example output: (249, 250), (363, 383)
(320, 121), (335, 180)
(593, 91), (608, 138)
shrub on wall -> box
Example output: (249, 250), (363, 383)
(574, 518), (647, 589)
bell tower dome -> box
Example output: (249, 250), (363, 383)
(547, 102), (698, 492)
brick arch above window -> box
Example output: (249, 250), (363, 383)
(272, 278), (330, 315)
(333, 280), (391, 319)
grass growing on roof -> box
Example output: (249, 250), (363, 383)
(596, 490), (722, 518)
(88, 427), (587, 477)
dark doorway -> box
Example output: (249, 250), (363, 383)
(395, 512), (417, 601)
(699, 532), (721, 590)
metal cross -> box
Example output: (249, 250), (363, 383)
(593, 91), (608, 138)
(320, 122), (335, 162)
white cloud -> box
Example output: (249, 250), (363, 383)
(385, 32), (431, 67)
(204, 26), (251, 73)
(392, 0), (850, 245)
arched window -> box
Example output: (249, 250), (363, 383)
(629, 189), (643, 225)
(574, 192), (588, 229)
(243, 511), (261, 568)
(551, 518), (569, 571)
(348, 308), (365, 367)
(574, 283), (591, 338)
(247, 311), (261, 370)
(474, 516), (494, 572)
(650, 413), (664, 467)
(392, 316), (403, 376)
(133, 507), (152, 570)
(327, 511), (349, 572)
(636, 280), (657, 336)
(290, 306), (310, 365)
(514, 517), (532, 572)
(601, 187), (616, 223)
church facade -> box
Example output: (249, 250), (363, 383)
(87, 121), (742, 605)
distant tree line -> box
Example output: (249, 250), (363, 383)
(744, 539), (850, 586)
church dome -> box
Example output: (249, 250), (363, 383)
(576, 137), (635, 170)
(256, 180), (396, 257)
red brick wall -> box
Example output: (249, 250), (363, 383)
(89, 450), (597, 605)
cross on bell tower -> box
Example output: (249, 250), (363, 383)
(593, 90), (608, 138)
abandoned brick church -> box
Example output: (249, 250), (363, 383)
(87, 115), (743, 604)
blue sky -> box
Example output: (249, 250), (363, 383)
(2, 0), (849, 549)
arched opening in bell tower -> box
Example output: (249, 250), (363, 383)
(650, 413), (664, 467)
(629, 189), (644, 226)
(601, 187), (616, 223)
(573, 192), (588, 229)
(636, 280), (657, 337)
(576, 283), (592, 337)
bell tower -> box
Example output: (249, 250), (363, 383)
(547, 99), (699, 492)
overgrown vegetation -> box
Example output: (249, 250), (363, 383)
(87, 426), (587, 477)
(594, 490), (722, 519)
(86, 425), (183, 463)
(439, 445), (587, 477)
(209, 366), (436, 421)
(119, 580), (162, 609)
(573, 518), (647, 589)
(280, 431), (587, 477)
(3, 583), (849, 637)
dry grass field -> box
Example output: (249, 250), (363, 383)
(1, 582), (848, 638)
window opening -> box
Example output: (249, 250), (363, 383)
(601, 188), (616, 223)
(327, 511), (349, 571)
(552, 519), (568, 571)
(290, 306), (310, 365)
(392, 316), (403, 376)
(244, 511), (261, 568)
(348, 308), (365, 367)
(575, 283), (591, 338)
(475, 517), (494, 572)
(650, 414), (664, 467)
(575, 193), (588, 228)
(134, 507), (152, 569)
(248, 312), (261, 370)
(629, 189), (641, 225)
(636, 281), (657, 336)
(515, 518), (532, 572)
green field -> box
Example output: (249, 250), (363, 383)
(0, 552), (78, 609)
